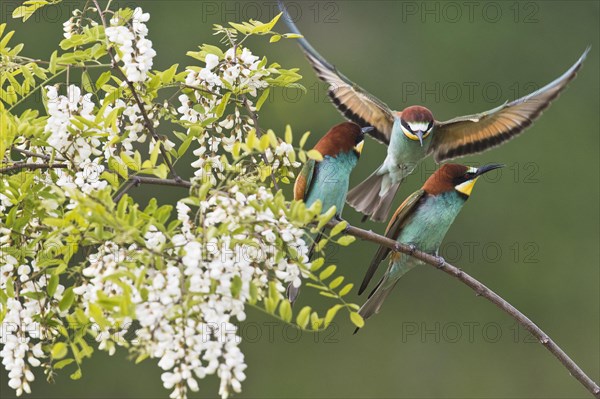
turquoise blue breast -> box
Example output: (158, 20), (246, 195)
(304, 152), (358, 216)
(387, 192), (467, 281)
(398, 192), (466, 253)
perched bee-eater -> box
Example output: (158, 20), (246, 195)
(294, 121), (369, 216)
(278, 1), (588, 222)
(355, 163), (503, 330)
(289, 122), (369, 302)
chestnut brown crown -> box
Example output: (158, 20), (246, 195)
(314, 122), (365, 158)
(423, 163), (504, 196)
(422, 164), (471, 195)
(400, 106), (434, 125)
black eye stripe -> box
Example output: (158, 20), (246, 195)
(453, 173), (475, 185)
(402, 119), (434, 133)
(355, 130), (363, 142)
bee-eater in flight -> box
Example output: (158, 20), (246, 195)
(355, 163), (503, 331)
(278, 1), (589, 222)
(290, 121), (369, 302)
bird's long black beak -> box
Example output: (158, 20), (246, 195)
(475, 163), (504, 177)
(354, 126), (373, 156)
(361, 126), (375, 134)
(416, 131), (424, 147)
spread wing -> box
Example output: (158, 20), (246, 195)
(279, 1), (395, 144)
(294, 159), (316, 201)
(429, 47), (590, 163)
(358, 189), (425, 295)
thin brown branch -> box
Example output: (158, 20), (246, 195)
(326, 220), (600, 398)
(182, 84), (241, 103)
(132, 176), (191, 188)
(123, 81), (181, 181)
(0, 163), (68, 174)
(11, 148), (66, 162)
(112, 177), (139, 202)
(112, 175), (192, 202)
(15, 56), (111, 69)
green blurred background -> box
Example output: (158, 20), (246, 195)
(1, 1), (599, 398)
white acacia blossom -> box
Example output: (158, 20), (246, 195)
(44, 86), (124, 162)
(105, 7), (156, 82)
(177, 45), (298, 182)
(178, 45), (263, 140)
(42, 84), (156, 199)
(68, 193), (310, 399)
(62, 18), (76, 39)
(0, 255), (66, 396)
(1, 5), (317, 399)
(45, 85), (100, 163)
(71, 242), (139, 355)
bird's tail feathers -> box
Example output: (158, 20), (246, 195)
(347, 169), (401, 222)
(354, 277), (398, 333)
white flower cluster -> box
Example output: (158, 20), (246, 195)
(175, 45), (296, 187)
(66, 187), (310, 399)
(101, 97), (160, 159)
(140, 191), (308, 398)
(43, 85), (112, 200)
(62, 17), (76, 39)
(105, 7), (156, 83)
(42, 84), (161, 201)
(72, 242), (139, 355)
(189, 136), (299, 188)
(45, 85), (132, 162)
(45, 85), (100, 163)
(179, 46), (267, 118)
(0, 255), (66, 396)
(177, 46), (269, 166)
(62, 9), (98, 39)
(222, 47), (269, 97)
(55, 158), (108, 197)
(265, 140), (301, 171)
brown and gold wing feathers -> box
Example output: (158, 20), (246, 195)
(429, 48), (590, 163)
(358, 189), (426, 295)
(279, 3), (395, 144)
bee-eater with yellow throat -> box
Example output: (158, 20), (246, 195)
(355, 163), (503, 330)
(290, 122), (370, 302)
(278, 0), (588, 222)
